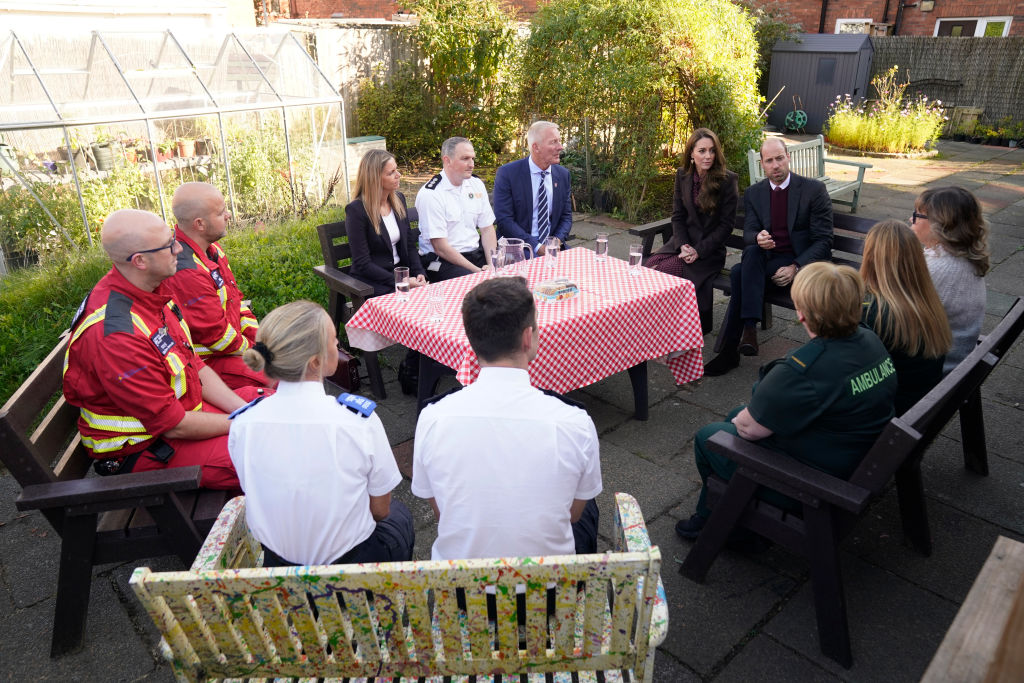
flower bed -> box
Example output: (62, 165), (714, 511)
(824, 66), (945, 155)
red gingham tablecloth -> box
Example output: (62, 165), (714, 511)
(345, 247), (705, 393)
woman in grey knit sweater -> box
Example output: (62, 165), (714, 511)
(911, 187), (990, 373)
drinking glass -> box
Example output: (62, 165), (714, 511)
(394, 266), (410, 300)
(489, 247), (504, 276)
(543, 237), (560, 269)
(595, 233), (609, 262)
(427, 290), (444, 322)
(628, 243), (643, 274)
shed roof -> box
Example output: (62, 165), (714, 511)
(773, 34), (873, 54)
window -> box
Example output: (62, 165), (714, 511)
(816, 58), (836, 85)
(935, 17), (1012, 37)
(835, 18), (871, 34)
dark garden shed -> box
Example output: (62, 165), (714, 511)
(766, 34), (874, 135)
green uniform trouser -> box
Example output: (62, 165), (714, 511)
(693, 406), (798, 519)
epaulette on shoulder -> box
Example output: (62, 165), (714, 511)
(541, 388), (585, 410)
(175, 241), (197, 271)
(422, 385), (462, 407)
(424, 174), (442, 190)
(337, 392), (377, 417)
(229, 395), (266, 419)
(103, 291), (136, 336)
(785, 341), (825, 374)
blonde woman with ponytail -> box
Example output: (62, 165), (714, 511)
(228, 300), (414, 567)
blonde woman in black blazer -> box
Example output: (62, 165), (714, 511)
(346, 149), (427, 297)
(646, 128), (738, 335)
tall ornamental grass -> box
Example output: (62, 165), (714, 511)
(824, 66), (945, 154)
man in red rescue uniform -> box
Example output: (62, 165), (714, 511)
(62, 209), (264, 489)
(163, 182), (268, 390)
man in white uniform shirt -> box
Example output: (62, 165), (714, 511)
(412, 277), (602, 560)
(414, 136), (498, 282)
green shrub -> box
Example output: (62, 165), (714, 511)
(521, 0), (763, 221)
(0, 213), (331, 404)
(824, 66), (945, 154)
(356, 0), (521, 165)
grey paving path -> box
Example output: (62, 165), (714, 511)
(1, 140), (1021, 681)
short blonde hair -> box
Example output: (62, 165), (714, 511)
(243, 301), (334, 382)
(791, 262), (863, 338)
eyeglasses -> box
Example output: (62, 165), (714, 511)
(911, 211), (928, 224)
(127, 230), (177, 261)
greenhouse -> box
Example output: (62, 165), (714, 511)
(0, 28), (350, 273)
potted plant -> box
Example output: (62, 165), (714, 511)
(176, 138), (196, 158)
(156, 141), (175, 162)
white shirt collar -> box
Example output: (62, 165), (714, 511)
(273, 380), (327, 398)
(477, 366), (531, 385)
(528, 157), (549, 176)
(438, 170), (460, 191)
(769, 173), (791, 191)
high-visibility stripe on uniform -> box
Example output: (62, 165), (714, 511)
(79, 407), (148, 433)
(78, 407), (153, 453)
(64, 306), (152, 375)
(166, 352), (188, 398)
(190, 253), (229, 310)
(194, 324), (238, 356)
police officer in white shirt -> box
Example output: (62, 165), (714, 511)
(228, 301), (413, 567)
(414, 136), (498, 282)
(411, 277), (602, 560)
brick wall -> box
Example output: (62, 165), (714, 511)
(288, 0), (538, 20)
(761, 0), (1023, 36)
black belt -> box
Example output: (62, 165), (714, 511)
(93, 438), (172, 476)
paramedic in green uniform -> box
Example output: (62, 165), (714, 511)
(677, 262), (897, 540)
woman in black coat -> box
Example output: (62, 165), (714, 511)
(645, 128), (738, 335)
(346, 149), (426, 297)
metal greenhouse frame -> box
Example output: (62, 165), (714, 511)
(0, 28), (349, 272)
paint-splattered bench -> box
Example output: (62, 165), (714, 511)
(130, 492), (668, 683)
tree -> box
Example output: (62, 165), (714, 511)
(522, 0), (764, 220)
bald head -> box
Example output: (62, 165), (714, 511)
(172, 182), (220, 227)
(760, 137), (787, 159)
(101, 209), (170, 263)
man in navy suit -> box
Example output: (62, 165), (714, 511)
(493, 121), (572, 255)
(704, 137), (834, 376)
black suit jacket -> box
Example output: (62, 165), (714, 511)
(656, 169), (738, 261)
(742, 173), (833, 266)
(346, 192), (425, 295)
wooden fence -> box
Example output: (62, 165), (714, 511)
(870, 36), (1024, 125)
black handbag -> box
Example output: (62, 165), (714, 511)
(326, 346), (362, 392)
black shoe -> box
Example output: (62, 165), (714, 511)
(738, 326), (759, 356)
(675, 514), (708, 540)
(703, 350), (740, 377)
(398, 359), (418, 396)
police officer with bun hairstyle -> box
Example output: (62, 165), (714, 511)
(228, 300), (414, 567)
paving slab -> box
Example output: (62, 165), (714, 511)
(846, 492), (1022, 603)
(601, 398), (720, 468)
(646, 515), (799, 677)
(0, 576), (164, 681)
(0, 509), (62, 608)
(764, 555), (957, 682)
(715, 634), (841, 683)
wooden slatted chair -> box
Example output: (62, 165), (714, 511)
(680, 298), (1024, 668)
(0, 336), (230, 657)
(131, 493), (668, 683)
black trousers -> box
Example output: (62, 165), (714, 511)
(421, 248), (486, 282)
(262, 500), (415, 567)
(717, 246), (796, 351)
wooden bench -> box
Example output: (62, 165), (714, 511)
(131, 492), (668, 683)
(747, 135), (873, 213)
(680, 297), (1024, 668)
(629, 211), (876, 329)
(0, 336), (232, 657)
(314, 207), (421, 400)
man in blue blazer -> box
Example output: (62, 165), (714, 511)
(493, 121), (572, 255)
